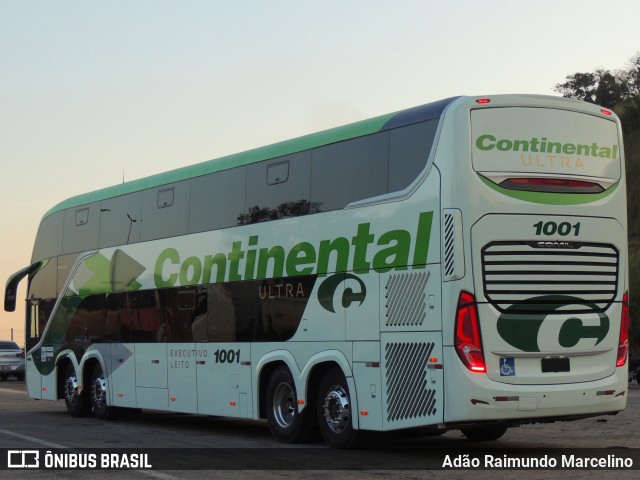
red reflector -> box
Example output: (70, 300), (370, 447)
(476, 98), (491, 104)
(596, 390), (615, 396)
(601, 109), (612, 116)
(455, 291), (486, 373)
(616, 292), (629, 367)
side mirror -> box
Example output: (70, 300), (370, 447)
(4, 263), (41, 312)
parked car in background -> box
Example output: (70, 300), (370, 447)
(0, 340), (25, 381)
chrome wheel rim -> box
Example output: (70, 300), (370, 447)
(322, 385), (350, 434)
(272, 381), (296, 428)
(64, 373), (80, 404)
(91, 373), (108, 410)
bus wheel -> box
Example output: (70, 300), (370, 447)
(63, 364), (91, 417)
(460, 425), (508, 441)
(317, 368), (358, 449)
(90, 364), (117, 420)
(265, 366), (313, 443)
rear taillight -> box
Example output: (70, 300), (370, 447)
(455, 291), (486, 373)
(499, 177), (603, 194)
(616, 291), (630, 367)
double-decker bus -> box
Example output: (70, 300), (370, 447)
(5, 95), (629, 448)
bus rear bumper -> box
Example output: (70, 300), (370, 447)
(443, 354), (628, 423)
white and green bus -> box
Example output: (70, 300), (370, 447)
(5, 95), (630, 448)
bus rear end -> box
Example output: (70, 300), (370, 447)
(439, 95), (628, 432)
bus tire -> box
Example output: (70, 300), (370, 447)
(63, 363), (91, 417)
(265, 366), (313, 443)
(317, 367), (358, 449)
(90, 364), (117, 420)
(460, 425), (508, 441)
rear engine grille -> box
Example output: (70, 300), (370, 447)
(481, 241), (618, 313)
(384, 271), (429, 327)
(385, 342), (437, 421)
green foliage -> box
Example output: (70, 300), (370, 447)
(625, 124), (640, 242)
(554, 53), (640, 110)
(618, 94), (640, 133)
(621, 54), (640, 97)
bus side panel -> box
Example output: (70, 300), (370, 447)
(41, 368), (57, 401)
(135, 344), (168, 388)
(346, 274), (379, 341)
(352, 341), (382, 430)
(136, 386), (168, 411)
(381, 332), (443, 430)
(135, 344), (168, 410)
(167, 342), (198, 413)
(196, 343), (253, 418)
(109, 343), (136, 408)
(25, 353), (42, 399)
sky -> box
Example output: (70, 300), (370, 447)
(1, 0), (639, 342)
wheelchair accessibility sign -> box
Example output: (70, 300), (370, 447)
(500, 357), (516, 376)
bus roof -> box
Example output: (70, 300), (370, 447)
(43, 97), (457, 220)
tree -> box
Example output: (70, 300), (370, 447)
(621, 53), (640, 96)
(592, 69), (629, 108)
(554, 69), (628, 108)
(554, 71), (597, 103)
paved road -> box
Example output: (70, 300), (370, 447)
(0, 379), (638, 479)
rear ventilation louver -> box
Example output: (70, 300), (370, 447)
(385, 272), (429, 327)
(442, 209), (464, 281)
(385, 342), (437, 421)
(443, 213), (456, 277)
(481, 241), (618, 313)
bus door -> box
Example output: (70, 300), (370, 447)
(25, 300), (42, 399)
